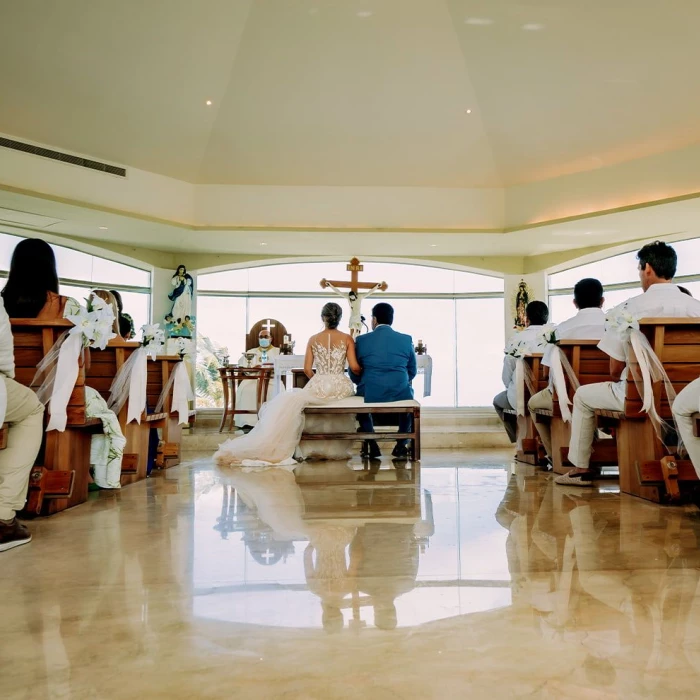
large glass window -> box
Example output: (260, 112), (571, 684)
(548, 237), (700, 321)
(0, 231), (151, 330)
(197, 261), (504, 408)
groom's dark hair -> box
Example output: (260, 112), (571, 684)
(372, 302), (394, 326)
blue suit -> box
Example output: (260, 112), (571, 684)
(349, 325), (416, 453)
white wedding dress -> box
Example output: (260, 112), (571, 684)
(214, 335), (356, 470)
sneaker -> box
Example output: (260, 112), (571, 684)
(0, 519), (32, 552)
(554, 471), (595, 487)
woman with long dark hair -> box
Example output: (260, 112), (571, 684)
(1, 238), (66, 318)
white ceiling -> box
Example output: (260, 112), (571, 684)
(2, 0), (700, 188)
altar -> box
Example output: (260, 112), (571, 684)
(273, 354), (433, 397)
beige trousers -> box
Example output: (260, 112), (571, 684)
(528, 388), (553, 457)
(672, 378), (700, 478)
(0, 377), (45, 520)
(568, 382), (623, 470)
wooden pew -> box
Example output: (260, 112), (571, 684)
(148, 355), (195, 469)
(11, 319), (101, 515)
(504, 354), (547, 464)
(594, 318), (700, 503)
(84, 340), (167, 485)
(531, 340), (618, 474)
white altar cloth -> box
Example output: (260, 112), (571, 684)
(273, 354), (432, 397)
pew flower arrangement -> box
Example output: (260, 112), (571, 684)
(538, 323), (558, 346)
(64, 295), (117, 350)
(604, 304), (641, 339)
(505, 336), (529, 358)
(141, 323), (165, 360)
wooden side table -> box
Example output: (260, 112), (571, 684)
(218, 366), (273, 433)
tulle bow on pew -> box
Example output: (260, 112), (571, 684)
(108, 324), (165, 423)
(32, 295), (116, 432)
(606, 307), (677, 444)
(540, 324), (580, 423)
(155, 361), (193, 425)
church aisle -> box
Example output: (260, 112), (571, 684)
(3, 450), (700, 699)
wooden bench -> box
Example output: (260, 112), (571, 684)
(85, 340), (168, 484)
(149, 355), (195, 469)
(593, 318), (700, 502)
(11, 319), (102, 515)
(302, 397), (421, 460)
(531, 340), (618, 474)
(504, 354), (548, 464)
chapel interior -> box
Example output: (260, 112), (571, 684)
(3, 2), (700, 698)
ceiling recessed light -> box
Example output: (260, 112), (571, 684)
(206, 100), (212, 106)
(430, 244), (438, 247)
(522, 23), (544, 31)
(465, 17), (493, 26)
(357, 10), (373, 18)
(466, 109), (472, 114)
(98, 226), (108, 230)
(260, 242), (267, 246)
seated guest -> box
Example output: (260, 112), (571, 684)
(528, 279), (606, 461)
(494, 301), (551, 444)
(110, 290), (135, 339)
(1, 239), (125, 489)
(556, 241), (700, 487)
(672, 379), (700, 486)
(349, 302), (416, 460)
(0, 296), (44, 552)
(235, 329), (281, 431)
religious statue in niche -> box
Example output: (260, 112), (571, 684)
(513, 280), (531, 329)
(168, 264), (194, 326)
(320, 258), (387, 337)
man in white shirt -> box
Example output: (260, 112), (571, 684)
(0, 298), (45, 552)
(555, 241), (700, 487)
(528, 278), (606, 461)
(235, 329), (281, 431)
(494, 301), (551, 443)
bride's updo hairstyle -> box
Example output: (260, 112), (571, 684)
(321, 302), (342, 329)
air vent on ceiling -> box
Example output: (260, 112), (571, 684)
(0, 136), (126, 177)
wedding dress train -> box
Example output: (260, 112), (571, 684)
(214, 336), (356, 469)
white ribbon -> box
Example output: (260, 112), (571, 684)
(515, 358), (526, 416)
(108, 346), (148, 424)
(44, 332), (83, 432)
(171, 362), (193, 425)
(548, 347), (580, 423)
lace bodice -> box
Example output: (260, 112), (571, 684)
(311, 336), (348, 375)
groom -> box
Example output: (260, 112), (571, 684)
(349, 303), (417, 460)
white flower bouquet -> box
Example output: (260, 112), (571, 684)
(141, 323), (165, 360)
(64, 294), (116, 349)
(604, 304), (641, 339)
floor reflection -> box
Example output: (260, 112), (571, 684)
(6, 452), (700, 697)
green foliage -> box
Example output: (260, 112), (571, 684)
(195, 331), (225, 408)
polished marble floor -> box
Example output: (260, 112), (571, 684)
(3, 449), (700, 699)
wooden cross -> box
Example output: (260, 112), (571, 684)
(262, 319), (276, 332)
(320, 257), (388, 295)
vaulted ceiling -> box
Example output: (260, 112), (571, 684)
(2, 0), (700, 188)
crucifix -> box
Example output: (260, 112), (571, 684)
(262, 319), (276, 332)
(320, 257), (388, 337)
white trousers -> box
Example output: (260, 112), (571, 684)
(528, 388), (553, 457)
(568, 382), (623, 470)
(672, 377), (700, 478)
(0, 377), (45, 520)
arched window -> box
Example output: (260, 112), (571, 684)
(197, 261), (505, 408)
(548, 237), (700, 321)
(0, 231), (151, 330)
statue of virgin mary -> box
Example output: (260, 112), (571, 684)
(168, 264), (194, 323)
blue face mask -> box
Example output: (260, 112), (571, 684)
(259, 338), (271, 348)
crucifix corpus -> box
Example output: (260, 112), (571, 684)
(320, 257), (388, 337)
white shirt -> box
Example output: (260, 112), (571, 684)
(502, 324), (549, 408)
(237, 346), (280, 371)
(599, 284), (700, 362)
(543, 307), (606, 368)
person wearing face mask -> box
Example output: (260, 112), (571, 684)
(234, 330), (281, 431)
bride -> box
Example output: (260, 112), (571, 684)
(215, 302), (361, 469)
